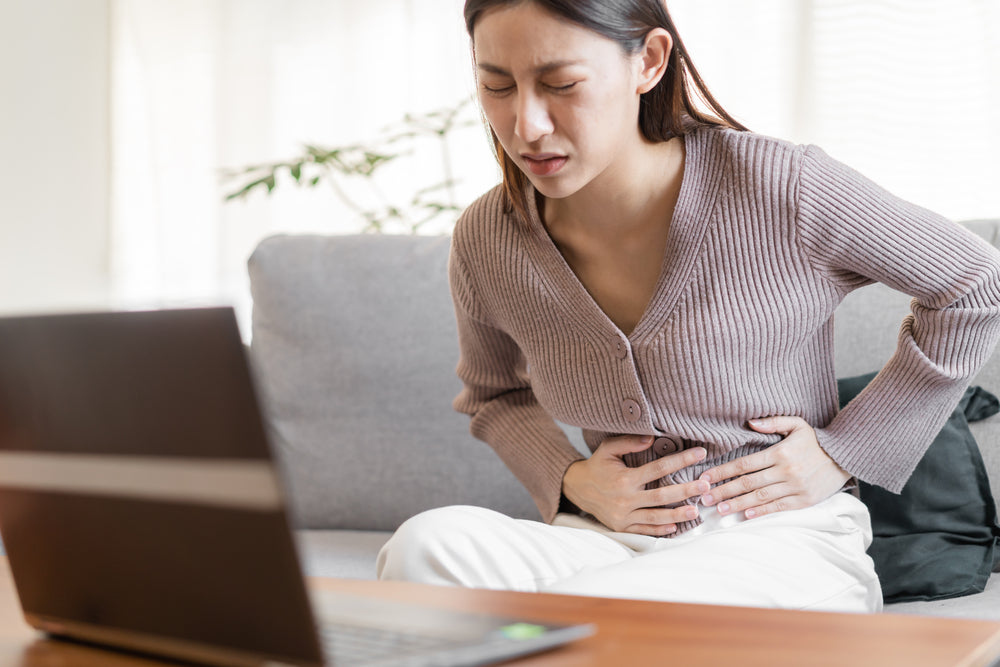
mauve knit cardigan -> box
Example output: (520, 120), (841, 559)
(449, 127), (1000, 531)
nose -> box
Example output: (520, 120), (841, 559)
(515, 93), (554, 144)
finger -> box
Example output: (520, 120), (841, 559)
(739, 491), (809, 519)
(700, 467), (778, 506)
(646, 478), (710, 506)
(624, 523), (678, 537)
(598, 434), (655, 458)
(625, 504), (699, 533)
(698, 448), (772, 486)
(746, 415), (809, 436)
(713, 482), (797, 516)
(636, 446), (707, 485)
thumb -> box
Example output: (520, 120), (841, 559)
(598, 434), (654, 458)
(747, 415), (807, 436)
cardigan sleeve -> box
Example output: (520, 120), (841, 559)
(794, 144), (1000, 493)
(448, 239), (585, 522)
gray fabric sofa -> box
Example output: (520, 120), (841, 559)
(247, 223), (1000, 620)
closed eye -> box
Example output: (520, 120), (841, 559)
(481, 83), (515, 97)
(546, 82), (578, 92)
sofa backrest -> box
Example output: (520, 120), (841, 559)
(249, 221), (1000, 530)
(249, 235), (540, 530)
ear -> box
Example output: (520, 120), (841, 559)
(635, 28), (673, 94)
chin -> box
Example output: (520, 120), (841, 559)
(525, 176), (579, 201)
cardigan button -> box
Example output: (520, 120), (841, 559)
(653, 436), (681, 456)
(612, 338), (629, 359)
(621, 399), (642, 423)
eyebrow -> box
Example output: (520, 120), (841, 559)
(476, 60), (584, 76)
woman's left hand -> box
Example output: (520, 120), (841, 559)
(698, 416), (851, 518)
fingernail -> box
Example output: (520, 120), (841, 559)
(640, 435), (653, 443)
(702, 493), (714, 505)
(746, 509), (757, 518)
(699, 472), (712, 483)
(694, 447), (706, 459)
(718, 502), (730, 514)
(748, 418), (767, 427)
(685, 507), (698, 520)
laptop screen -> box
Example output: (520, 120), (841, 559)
(0, 308), (324, 666)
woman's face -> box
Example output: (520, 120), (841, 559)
(472, 2), (649, 202)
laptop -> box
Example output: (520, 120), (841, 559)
(0, 307), (593, 667)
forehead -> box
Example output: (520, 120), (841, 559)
(472, 2), (624, 71)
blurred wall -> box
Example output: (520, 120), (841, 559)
(0, 0), (111, 314)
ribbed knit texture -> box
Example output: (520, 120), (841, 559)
(449, 127), (1000, 530)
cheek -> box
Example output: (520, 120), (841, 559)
(582, 89), (639, 142)
(479, 97), (513, 136)
(556, 98), (609, 146)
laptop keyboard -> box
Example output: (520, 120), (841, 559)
(320, 621), (478, 667)
(309, 590), (587, 666)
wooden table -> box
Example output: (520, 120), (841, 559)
(0, 557), (998, 666)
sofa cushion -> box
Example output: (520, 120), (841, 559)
(884, 574), (1000, 620)
(294, 530), (388, 580)
(839, 373), (1000, 602)
(248, 234), (540, 530)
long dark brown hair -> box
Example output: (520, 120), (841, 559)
(464, 0), (747, 223)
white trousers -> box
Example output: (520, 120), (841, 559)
(376, 492), (883, 613)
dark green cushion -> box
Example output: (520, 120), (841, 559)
(838, 372), (1000, 603)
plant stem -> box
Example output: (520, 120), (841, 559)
(322, 164), (368, 217)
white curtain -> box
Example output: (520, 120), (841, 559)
(670, 0), (1000, 220)
(110, 0), (490, 322)
(110, 0), (1000, 325)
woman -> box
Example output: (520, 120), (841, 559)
(377, 0), (1000, 612)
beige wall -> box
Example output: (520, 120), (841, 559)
(0, 0), (111, 314)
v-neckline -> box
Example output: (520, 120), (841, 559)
(524, 129), (724, 344)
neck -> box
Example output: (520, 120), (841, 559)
(543, 136), (684, 240)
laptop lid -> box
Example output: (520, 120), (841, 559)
(0, 307), (325, 666)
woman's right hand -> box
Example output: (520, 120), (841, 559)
(561, 435), (709, 535)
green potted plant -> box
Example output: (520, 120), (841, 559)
(223, 97), (481, 234)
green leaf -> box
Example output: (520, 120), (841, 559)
(222, 96), (479, 231)
(224, 174), (275, 201)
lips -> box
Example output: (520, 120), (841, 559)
(521, 153), (568, 176)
